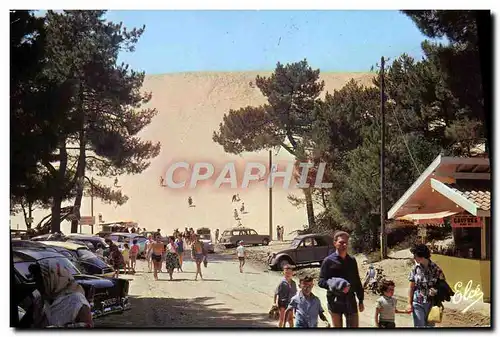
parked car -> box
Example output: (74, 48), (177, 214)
(267, 234), (335, 271)
(219, 227), (271, 248)
(108, 233), (148, 257)
(12, 240), (52, 250)
(12, 246), (131, 321)
(39, 241), (115, 278)
(31, 233), (65, 241)
(65, 234), (110, 252)
(198, 234), (215, 253)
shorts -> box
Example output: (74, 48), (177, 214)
(277, 300), (290, 309)
(238, 257), (245, 261)
(327, 294), (358, 315)
(194, 253), (204, 263)
(378, 321), (396, 328)
(151, 253), (162, 262)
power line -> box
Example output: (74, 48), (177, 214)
(390, 106), (422, 175)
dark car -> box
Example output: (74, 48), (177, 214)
(65, 234), (110, 256)
(39, 241), (115, 278)
(267, 234), (335, 271)
(12, 246), (131, 320)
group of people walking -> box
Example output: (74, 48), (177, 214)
(144, 231), (208, 281)
(273, 231), (453, 328)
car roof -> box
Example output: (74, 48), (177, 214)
(13, 247), (67, 262)
(66, 234), (103, 240)
(294, 234), (332, 240)
(110, 232), (137, 236)
(224, 227), (255, 232)
(39, 241), (89, 251)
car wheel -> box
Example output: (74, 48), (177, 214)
(262, 238), (270, 246)
(278, 257), (293, 271)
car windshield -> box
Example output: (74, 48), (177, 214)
(77, 248), (97, 260)
(200, 234), (211, 240)
(290, 239), (301, 248)
(109, 235), (122, 242)
(14, 256), (80, 281)
(222, 231), (230, 237)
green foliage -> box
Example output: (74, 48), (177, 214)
(10, 10), (160, 233)
(10, 11), (72, 205)
(402, 11), (485, 152)
(308, 13), (485, 252)
(213, 59), (326, 227)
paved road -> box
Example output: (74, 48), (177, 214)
(95, 253), (414, 328)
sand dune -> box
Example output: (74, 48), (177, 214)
(11, 71), (375, 239)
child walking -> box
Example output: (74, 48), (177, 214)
(285, 275), (330, 328)
(273, 265), (297, 327)
(122, 243), (130, 274)
(130, 239), (140, 273)
(236, 241), (246, 273)
(175, 235), (184, 272)
(375, 279), (411, 328)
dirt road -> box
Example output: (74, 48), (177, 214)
(95, 253), (414, 328)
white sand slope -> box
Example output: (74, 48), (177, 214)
(11, 71), (375, 239)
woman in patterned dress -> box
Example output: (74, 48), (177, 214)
(165, 236), (180, 281)
(407, 244), (445, 328)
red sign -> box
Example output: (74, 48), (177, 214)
(451, 215), (483, 228)
(415, 218), (444, 226)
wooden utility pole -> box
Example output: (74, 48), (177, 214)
(90, 177), (94, 234)
(380, 56), (387, 259)
(269, 150), (273, 240)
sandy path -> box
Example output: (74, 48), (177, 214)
(94, 253), (414, 328)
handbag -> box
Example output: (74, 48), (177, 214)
(203, 256), (208, 268)
(268, 304), (279, 320)
(427, 304), (443, 324)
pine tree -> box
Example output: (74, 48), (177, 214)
(41, 11), (160, 232)
(213, 59), (324, 228)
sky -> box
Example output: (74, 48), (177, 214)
(103, 10), (437, 74)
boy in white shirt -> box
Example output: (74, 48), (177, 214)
(236, 241), (246, 273)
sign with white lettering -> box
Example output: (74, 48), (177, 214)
(451, 215), (483, 228)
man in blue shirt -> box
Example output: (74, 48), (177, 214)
(285, 275), (330, 328)
(318, 231), (364, 328)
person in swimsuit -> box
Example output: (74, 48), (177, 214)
(130, 239), (140, 273)
(122, 243), (130, 275)
(151, 235), (164, 281)
(175, 235), (184, 272)
(191, 234), (207, 281)
(146, 235), (154, 272)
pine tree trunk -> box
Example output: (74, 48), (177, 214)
(51, 194), (62, 233)
(51, 142), (68, 233)
(71, 128), (86, 233)
(71, 86), (87, 233)
(304, 187), (315, 228)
